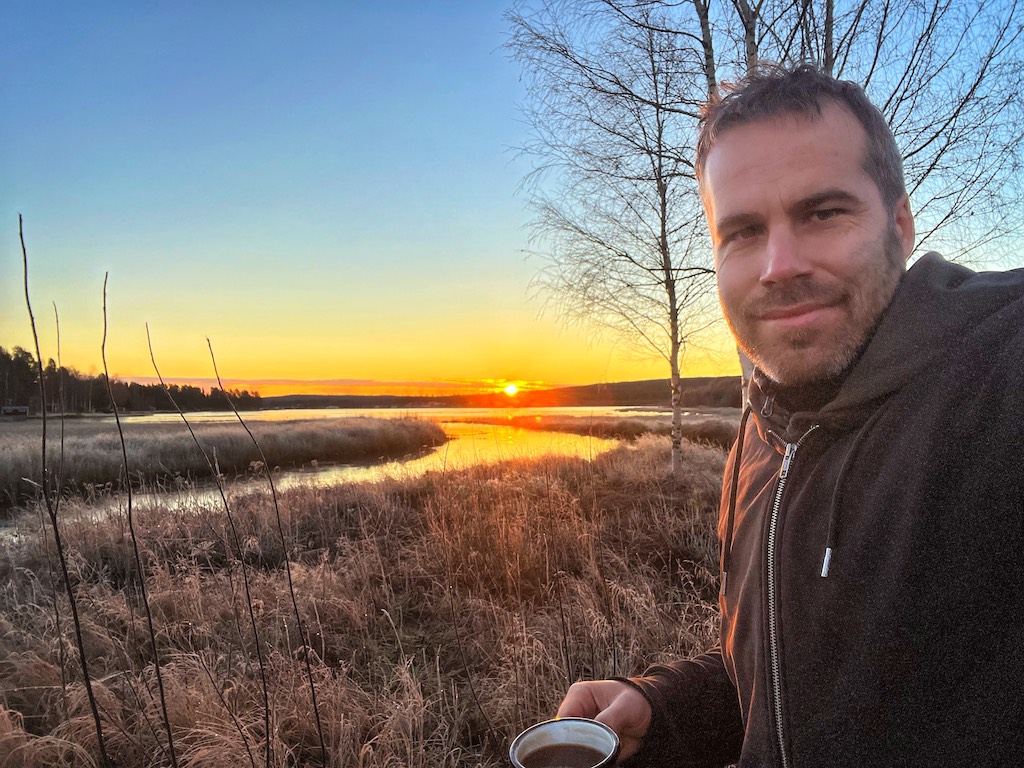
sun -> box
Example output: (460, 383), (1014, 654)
(503, 384), (519, 397)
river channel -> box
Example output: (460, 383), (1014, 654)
(118, 405), (673, 509)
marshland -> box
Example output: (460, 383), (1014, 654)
(0, 409), (737, 767)
(0, 416), (448, 510)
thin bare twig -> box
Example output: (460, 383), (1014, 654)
(206, 338), (328, 765)
(101, 274), (179, 768)
(146, 326), (269, 768)
(19, 213), (114, 768)
(48, 302), (70, 718)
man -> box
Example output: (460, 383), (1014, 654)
(557, 64), (1024, 766)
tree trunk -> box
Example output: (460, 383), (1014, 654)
(735, 0), (758, 72)
(824, 0), (835, 74)
(670, 347), (683, 475)
(693, 0), (717, 97)
(738, 348), (754, 405)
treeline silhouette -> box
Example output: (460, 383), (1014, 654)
(1, 345), (261, 414)
(264, 377), (743, 410)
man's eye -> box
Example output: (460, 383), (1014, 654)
(812, 208), (842, 221)
(726, 225), (760, 243)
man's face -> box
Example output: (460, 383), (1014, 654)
(704, 103), (915, 387)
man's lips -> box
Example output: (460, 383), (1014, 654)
(759, 302), (833, 320)
(755, 301), (841, 330)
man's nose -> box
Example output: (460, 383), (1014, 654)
(759, 225), (810, 286)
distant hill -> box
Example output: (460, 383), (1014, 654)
(261, 376), (742, 410)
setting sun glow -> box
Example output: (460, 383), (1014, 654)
(503, 384), (519, 396)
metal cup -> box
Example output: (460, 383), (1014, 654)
(509, 717), (620, 768)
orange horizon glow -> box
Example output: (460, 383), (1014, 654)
(3, 277), (742, 402)
(115, 366), (744, 399)
(7, 313), (741, 401)
(122, 376), (559, 399)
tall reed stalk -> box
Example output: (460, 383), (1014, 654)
(19, 214), (113, 768)
(103, 275), (179, 768)
(148, 326), (267, 768)
(42, 302), (70, 718)
(207, 338), (328, 765)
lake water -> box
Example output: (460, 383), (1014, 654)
(3, 404), (737, 525)
(117, 406), (680, 507)
(121, 405), (671, 426)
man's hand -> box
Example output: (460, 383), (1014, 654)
(556, 680), (652, 762)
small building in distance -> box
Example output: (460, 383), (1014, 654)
(1, 405), (30, 417)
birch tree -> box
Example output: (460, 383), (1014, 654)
(508, 2), (721, 473)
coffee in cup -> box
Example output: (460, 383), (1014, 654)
(509, 717), (619, 768)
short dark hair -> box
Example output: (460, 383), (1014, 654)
(696, 63), (906, 208)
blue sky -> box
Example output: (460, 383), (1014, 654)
(1, 1), (735, 394)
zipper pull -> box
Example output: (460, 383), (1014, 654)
(779, 442), (796, 480)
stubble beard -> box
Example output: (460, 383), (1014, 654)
(726, 223), (906, 387)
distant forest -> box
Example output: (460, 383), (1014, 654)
(0, 345), (261, 414)
(264, 376), (743, 410)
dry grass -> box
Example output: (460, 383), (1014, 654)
(455, 410), (741, 450)
(0, 417), (447, 508)
(0, 435), (726, 766)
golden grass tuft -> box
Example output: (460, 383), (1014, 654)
(0, 417), (447, 508)
(456, 409), (741, 450)
(0, 703), (93, 768)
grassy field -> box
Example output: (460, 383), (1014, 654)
(455, 409), (741, 450)
(0, 430), (728, 767)
(0, 417), (448, 509)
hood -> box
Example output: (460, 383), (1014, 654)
(722, 252), (1024, 587)
(747, 252), (1024, 442)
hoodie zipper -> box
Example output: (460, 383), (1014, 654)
(766, 426), (818, 768)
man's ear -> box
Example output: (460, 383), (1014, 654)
(893, 194), (915, 261)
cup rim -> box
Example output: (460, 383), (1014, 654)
(509, 717), (620, 768)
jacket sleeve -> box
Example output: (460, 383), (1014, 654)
(619, 646), (743, 768)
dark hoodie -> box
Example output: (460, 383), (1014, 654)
(625, 253), (1024, 767)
